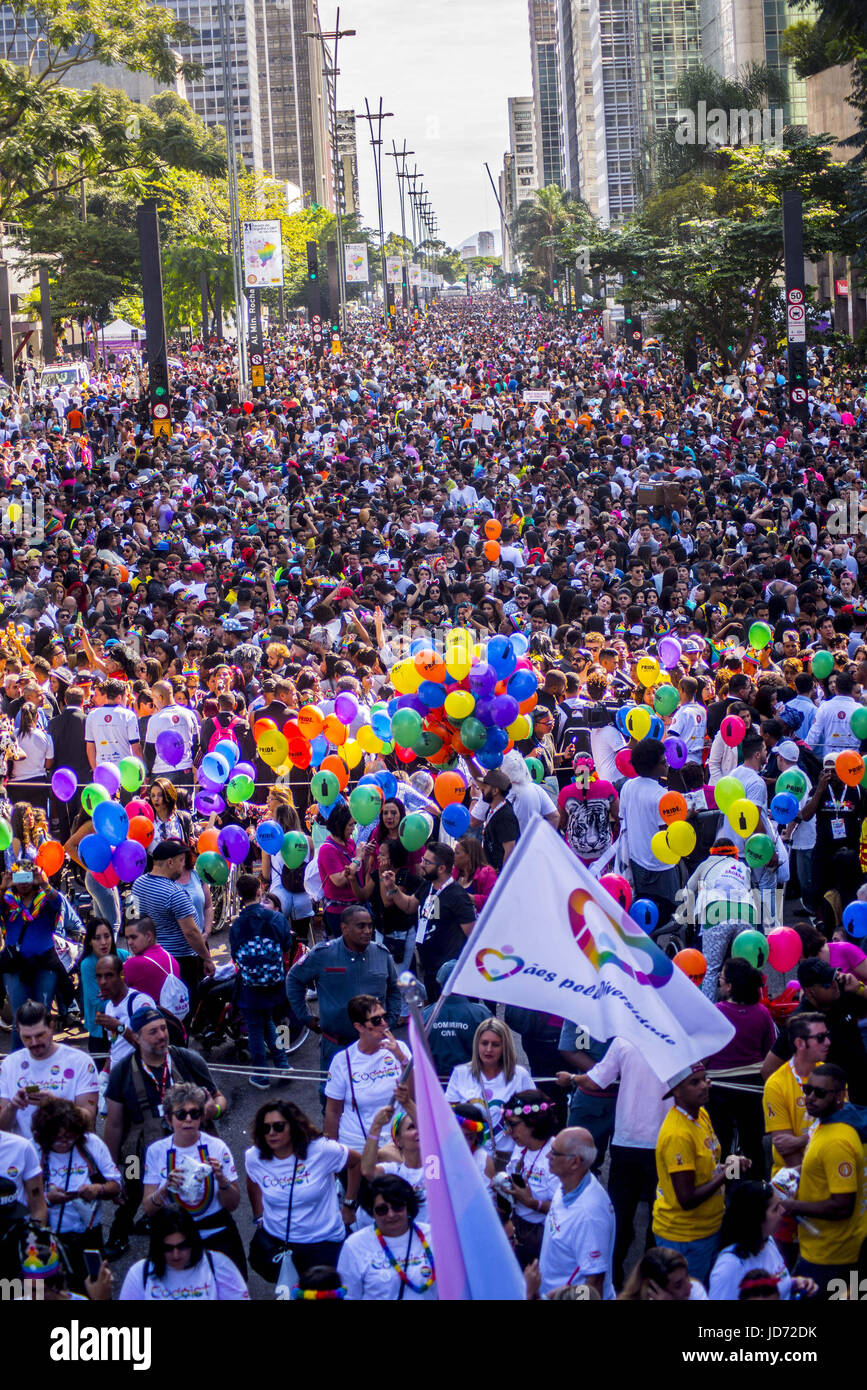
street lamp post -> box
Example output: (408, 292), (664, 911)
(215, 0), (248, 389)
(305, 9), (355, 336)
(356, 99), (393, 313)
(389, 142), (415, 309)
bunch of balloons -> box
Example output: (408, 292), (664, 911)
(651, 791), (697, 864)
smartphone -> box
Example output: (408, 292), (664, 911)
(83, 1249), (102, 1281)
(511, 1173), (528, 1189)
(24, 1084), (40, 1095)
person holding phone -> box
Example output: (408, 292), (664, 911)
(31, 1097), (120, 1292)
(0, 862), (71, 1046)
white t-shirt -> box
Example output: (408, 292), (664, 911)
(0, 1045), (99, 1139)
(144, 1133), (237, 1222)
(84, 703), (140, 765)
(43, 1134), (120, 1235)
(506, 1139), (557, 1224)
(619, 776), (668, 870)
(708, 1236), (792, 1301)
(325, 1042), (411, 1149)
(104, 987), (158, 1066)
(145, 704), (200, 774)
(444, 1063), (534, 1155)
(0, 1130), (40, 1204)
(338, 1221), (437, 1301)
(586, 1037), (671, 1148)
(119, 1248), (250, 1301)
(243, 1138), (347, 1244)
(539, 1174), (616, 1298)
(667, 702), (707, 763)
(10, 728), (54, 780)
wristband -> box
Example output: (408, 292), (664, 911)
(342, 1197), (358, 1210)
(214, 1103), (223, 1119)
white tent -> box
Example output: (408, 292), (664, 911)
(101, 319), (138, 342)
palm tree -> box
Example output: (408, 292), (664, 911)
(654, 62), (789, 187)
(514, 185), (588, 295)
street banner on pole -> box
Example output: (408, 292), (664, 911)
(344, 244), (369, 284)
(241, 220), (283, 287)
(385, 256), (402, 284)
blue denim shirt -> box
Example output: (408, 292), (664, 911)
(287, 937), (400, 1042)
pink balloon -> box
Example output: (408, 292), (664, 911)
(614, 747), (635, 779)
(599, 873), (633, 911)
(767, 927), (802, 973)
(720, 715), (747, 748)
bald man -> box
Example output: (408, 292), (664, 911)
(539, 1126), (616, 1299)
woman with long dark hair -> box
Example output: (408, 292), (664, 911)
(708, 1182), (818, 1301)
(119, 1209), (250, 1300)
(31, 1097), (120, 1290)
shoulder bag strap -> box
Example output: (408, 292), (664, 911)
(345, 1054), (367, 1140)
(284, 1157), (298, 1246)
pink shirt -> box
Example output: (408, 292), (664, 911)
(829, 942), (867, 975)
(123, 943), (181, 1003)
(317, 836), (360, 905)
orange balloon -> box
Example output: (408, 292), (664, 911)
(836, 751), (865, 786)
(118, 566), (129, 583)
(321, 754), (349, 790)
(128, 815), (155, 848)
(434, 771), (466, 808)
(659, 791), (689, 825)
(483, 540), (500, 562)
(322, 713), (348, 746)
(297, 705), (324, 740)
(36, 840), (64, 877)
(484, 519), (502, 540)
(253, 718), (277, 742)
(518, 693), (538, 714)
(197, 829), (220, 854)
(673, 948), (707, 985)
(414, 650), (447, 683)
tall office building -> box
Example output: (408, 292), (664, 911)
(335, 110), (360, 216)
(498, 96), (540, 272)
(162, 0), (264, 172)
(255, 0), (333, 207)
(529, 0), (564, 188)
(478, 231), (495, 257)
(556, 0), (600, 213)
(700, 0), (813, 125)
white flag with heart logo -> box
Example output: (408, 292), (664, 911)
(444, 819), (733, 1083)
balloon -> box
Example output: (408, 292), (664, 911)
(769, 792), (799, 824)
(297, 705), (325, 740)
(213, 740), (240, 769)
(79, 834), (113, 873)
(599, 874), (632, 910)
(653, 685), (679, 717)
(525, 757), (545, 784)
(444, 691), (475, 721)
(663, 737), (688, 769)
(257, 730), (289, 769)
(279, 831), (308, 871)
(226, 774), (254, 804)
(112, 839), (147, 882)
(851, 707), (867, 740)
(256, 820), (286, 855)
(484, 727), (509, 754)
(92, 801), (130, 847)
(842, 901), (867, 939)
(625, 706), (652, 741)
(720, 715), (747, 748)
(635, 657), (660, 688)
(51, 768), (78, 803)
(218, 825), (250, 865)
(732, 929), (769, 968)
(748, 622), (772, 650)
(459, 716), (488, 751)
(127, 815), (154, 848)
(507, 669), (537, 702)
(713, 776), (742, 813)
(484, 518), (502, 540)
(659, 792), (688, 825)
(414, 731), (445, 758)
(92, 865), (120, 890)
(311, 770), (340, 806)
(155, 729), (185, 767)
(435, 771), (466, 808)
(658, 636), (682, 669)
(483, 540), (500, 562)
(776, 769), (808, 800)
(744, 834), (775, 868)
(197, 830), (220, 856)
(811, 650), (834, 680)
(651, 830), (679, 865)
(202, 751), (232, 785)
(667, 821), (696, 856)
(469, 661), (498, 697)
(673, 948), (707, 984)
(195, 851), (229, 885)
(374, 770), (398, 800)
(357, 724), (384, 754)
(391, 708), (423, 747)
(36, 840), (64, 877)
(444, 646), (473, 682)
(119, 757), (146, 794)
(415, 651), (447, 683)
(487, 636), (517, 679)
(767, 926), (803, 973)
(492, 694), (519, 727)
(0, 818), (11, 852)
(334, 692), (359, 725)
(253, 718), (277, 742)
(836, 751), (865, 786)
(399, 813), (432, 852)
(81, 783), (110, 816)
(614, 747), (635, 779)
(726, 798), (760, 837)
(126, 799), (153, 822)
(629, 898), (659, 931)
(391, 660), (422, 695)
(349, 784), (382, 826)
(93, 764), (122, 797)
(441, 803), (471, 837)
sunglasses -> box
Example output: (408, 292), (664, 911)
(373, 1200), (407, 1216)
(807, 1032), (831, 1044)
(262, 1120), (288, 1134)
(802, 1084), (835, 1097)
(163, 1240), (192, 1253)
(173, 1108), (202, 1121)
(366, 1015), (388, 1027)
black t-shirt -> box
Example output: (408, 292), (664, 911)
(370, 865), (421, 936)
(106, 1046), (215, 1139)
(770, 998), (867, 1103)
(482, 802), (521, 872)
(414, 880), (475, 979)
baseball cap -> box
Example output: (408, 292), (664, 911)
(151, 838), (188, 862)
(823, 752), (839, 769)
(662, 1061), (707, 1100)
(775, 740), (800, 763)
(796, 958), (837, 989)
(130, 1006), (166, 1031)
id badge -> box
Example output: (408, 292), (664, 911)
(831, 818), (846, 841)
(157, 1103), (165, 1118)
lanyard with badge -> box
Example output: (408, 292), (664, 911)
(826, 786), (848, 841)
(416, 884), (446, 945)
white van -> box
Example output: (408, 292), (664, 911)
(40, 361), (91, 393)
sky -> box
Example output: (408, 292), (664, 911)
(329, 0), (531, 252)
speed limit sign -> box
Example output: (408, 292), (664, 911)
(787, 288), (804, 304)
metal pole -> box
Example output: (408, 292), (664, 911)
(217, 0), (248, 388)
(782, 190), (808, 429)
(39, 265), (54, 365)
(0, 263), (15, 388)
(360, 100), (392, 313)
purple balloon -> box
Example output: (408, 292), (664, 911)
(194, 792), (225, 816)
(196, 770), (223, 794)
(233, 762), (255, 782)
(334, 692), (359, 725)
(51, 767), (78, 803)
(657, 636), (682, 670)
(218, 824), (250, 865)
(474, 697), (497, 726)
(93, 764), (121, 796)
(664, 736), (688, 769)
(155, 729), (185, 767)
(469, 661), (497, 697)
(491, 694), (520, 727)
(112, 839), (147, 882)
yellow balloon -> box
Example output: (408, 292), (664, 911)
(445, 690), (475, 720)
(625, 706), (652, 740)
(7, 503), (21, 523)
(257, 730), (289, 769)
(507, 714), (531, 741)
(635, 657), (660, 688)
(339, 738), (364, 769)
(651, 830), (679, 865)
(445, 653), (473, 681)
(391, 660), (422, 694)
(667, 821), (697, 857)
(357, 725), (383, 754)
(726, 798), (760, 838)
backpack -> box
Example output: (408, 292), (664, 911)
(234, 922), (286, 989)
(303, 856), (323, 902)
(147, 947), (191, 1019)
(206, 713), (240, 757)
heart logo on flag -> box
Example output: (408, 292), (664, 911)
(568, 889), (673, 989)
(475, 947), (524, 982)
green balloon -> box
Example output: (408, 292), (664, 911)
(744, 833), (775, 869)
(281, 830), (309, 870)
(653, 685), (680, 716)
(526, 757), (545, 784)
(349, 785), (382, 827)
(399, 812), (431, 852)
(732, 928), (768, 968)
(391, 708), (422, 747)
(748, 622), (772, 650)
(812, 650), (834, 680)
(226, 773), (255, 804)
(119, 757), (146, 793)
(851, 707), (867, 740)
(195, 851), (229, 885)
(0, 818), (11, 852)
(714, 775), (742, 813)
(776, 769), (807, 800)
(311, 770), (340, 806)
(413, 731), (445, 758)
(459, 717), (487, 751)
(81, 783), (110, 816)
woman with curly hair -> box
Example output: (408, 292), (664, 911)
(31, 1097), (120, 1289)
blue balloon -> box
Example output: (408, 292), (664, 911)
(256, 820), (286, 855)
(507, 669), (537, 702)
(769, 792), (799, 825)
(648, 714), (664, 741)
(615, 706), (632, 738)
(349, 389), (359, 402)
(201, 752), (230, 785)
(441, 803), (471, 837)
(842, 901), (867, 939)
(213, 739), (240, 769)
(91, 800), (129, 847)
(487, 635), (517, 679)
(372, 711), (392, 740)
(373, 770), (398, 800)
(410, 637), (434, 656)
(418, 681), (446, 709)
(629, 898), (659, 932)
(510, 632), (529, 656)
(476, 749), (504, 770)
(484, 727), (509, 754)
(79, 833), (113, 873)
(310, 734), (329, 767)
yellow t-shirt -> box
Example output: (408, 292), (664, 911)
(653, 1106), (723, 1242)
(798, 1122), (867, 1266)
(763, 1059), (812, 1175)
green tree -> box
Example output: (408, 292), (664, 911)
(653, 62), (789, 187)
(515, 185), (594, 295)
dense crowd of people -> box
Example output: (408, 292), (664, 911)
(0, 294), (866, 1302)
